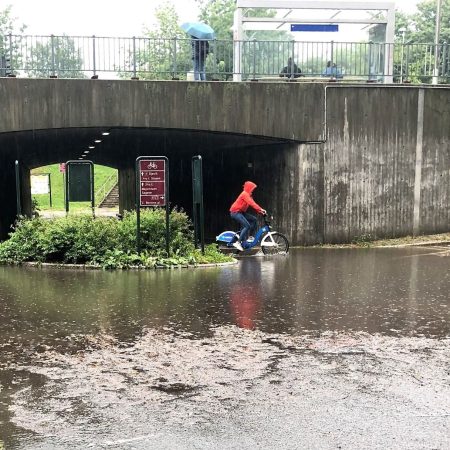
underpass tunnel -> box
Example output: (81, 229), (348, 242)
(0, 127), (299, 241)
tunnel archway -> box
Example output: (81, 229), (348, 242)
(0, 126), (296, 241)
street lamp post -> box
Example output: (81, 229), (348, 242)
(432, 0), (442, 85)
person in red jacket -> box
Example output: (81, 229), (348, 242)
(229, 181), (266, 251)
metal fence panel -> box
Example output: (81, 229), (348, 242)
(0, 34), (448, 83)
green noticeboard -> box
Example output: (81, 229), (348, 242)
(192, 158), (203, 203)
(192, 155), (204, 253)
(65, 160), (95, 216)
(68, 163), (92, 202)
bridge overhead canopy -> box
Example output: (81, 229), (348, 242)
(233, 0), (396, 82)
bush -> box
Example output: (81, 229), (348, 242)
(0, 209), (232, 269)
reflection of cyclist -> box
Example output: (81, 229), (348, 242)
(229, 181), (266, 251)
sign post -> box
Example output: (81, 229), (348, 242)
(60, 163), (66, 207)
(192, 155), (204, 254)
(14, 160), (21, 216)
(136, 156), (169, 255)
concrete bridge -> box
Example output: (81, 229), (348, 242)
(1, 78), (450, 244)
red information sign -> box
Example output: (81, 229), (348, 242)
(139, 159), (166, 206)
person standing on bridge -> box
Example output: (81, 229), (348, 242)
(229, 181), (266, 252)
(191, 37), (210, 81)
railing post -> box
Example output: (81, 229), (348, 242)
(50, 34), (56, 78)
(442, 42), (448, 81)
(131, 36), (138, 80)
(172, 37), (178, 80)
(8, 33), (15, 76)
(91, 35), (98, 79)
(290, 40), (295, 79)
(252, 39), (256, 80)
(368, 41), (373, 81)
(405, 43), (410, 82)
(432, 41), (440, 85)
(330, 40), (334, 66)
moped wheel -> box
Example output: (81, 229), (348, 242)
(261, 232), (289, 255)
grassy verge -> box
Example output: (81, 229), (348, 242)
(31, 164), (116, 210)
(313, 232), (450, 249)
(0, 209), (233, 269)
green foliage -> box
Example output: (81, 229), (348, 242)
(0, 5), (27, 75)
(25, 35), (85, 78)
(0, 5), (26, 35)
(394, 0), (450, 83)
(134, 2), (191, 80)
(409, 0), (450, 44)
(191, 244), (233, 264)
(0, 209), (233, 269)
(351, 234), (376, 247)
(196, 0), (236, 41)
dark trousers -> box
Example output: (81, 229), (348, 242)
(230, 212), (257, 242)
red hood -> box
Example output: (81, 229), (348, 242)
(243, 181), (257, 194)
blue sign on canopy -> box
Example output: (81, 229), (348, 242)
(291, 24), (339, 32)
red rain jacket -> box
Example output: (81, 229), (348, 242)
(229, 181), (265, 214)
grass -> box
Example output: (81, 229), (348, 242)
(31, 164), (117, 210)
(313, 232), (450, 249)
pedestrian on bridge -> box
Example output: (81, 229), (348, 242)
(280, 57), (302, 78)
(191, 37), (210, 81)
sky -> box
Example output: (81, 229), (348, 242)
(4, 0), (420, 38)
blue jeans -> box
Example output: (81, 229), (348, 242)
(230, 212), (257, 243)
(193, 57), (206, 81)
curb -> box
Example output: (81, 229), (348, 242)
(19, 259), (238, 270)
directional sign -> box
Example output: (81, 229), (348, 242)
(139, 159), (166, 206)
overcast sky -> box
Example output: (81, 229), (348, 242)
(4, 0), (420, 37)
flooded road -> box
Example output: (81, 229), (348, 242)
(0, 248), (449, 449)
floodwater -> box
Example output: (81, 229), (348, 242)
(0, 248), (449, 449)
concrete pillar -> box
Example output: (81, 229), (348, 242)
(0, 159), (18, 239)
(20, 164), (32, 218)
(118, 166), (136, 214)
(0, 159), (31, 239)
(413, 89), (424, 235)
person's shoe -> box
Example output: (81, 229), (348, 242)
(232, 241), (244, 251)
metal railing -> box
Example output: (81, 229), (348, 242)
(1, 34), (449, 83)
(95, 170), (118, 206)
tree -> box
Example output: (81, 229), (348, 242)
(0, 5), (26, 75)
(409, 0), (450, 43)
(0, 5), (26, 35)
(134, 2), (192, 80)
(394, 0), (450, 83)
(25, 36), (85, 78)
(196, 0), (236, 40)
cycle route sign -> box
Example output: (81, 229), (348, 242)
(138, 158), (166, 206)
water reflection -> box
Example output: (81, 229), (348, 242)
(0, 247), (449, 352)
(228, 260), (264, 330)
